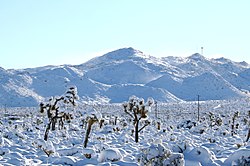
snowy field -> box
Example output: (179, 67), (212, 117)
(0, 97), (250, 166)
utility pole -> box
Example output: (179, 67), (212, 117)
(155, 101), (158, 119)
(4, 104), (7, 123)
(197, 95), (200, 122)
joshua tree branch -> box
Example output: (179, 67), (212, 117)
(124, 110), (134, 119)
(138, 121), (150, 133)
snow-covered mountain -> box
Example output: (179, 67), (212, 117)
(1, 47), (249, 107)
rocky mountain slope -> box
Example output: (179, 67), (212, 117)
(0, 47), (249, 107)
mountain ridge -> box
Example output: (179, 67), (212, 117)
(0, 47), (249, 107)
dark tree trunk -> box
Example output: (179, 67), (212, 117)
(44, 121), (51, 141)
(135, 120), (139, 143)
(157, 122), (161, 130)
(84, 120), (94, 148)
(52, 110), (58, 131)
(58, 117), (64, 130)
(246, 128), (250, 142)
(231, 118), (235, 136)
(52, 117), (57, 131)
(114, 116), (117, 125)
(99, 119), (104, 129)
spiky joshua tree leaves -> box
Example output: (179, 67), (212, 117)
(123, 96), (154, 143)
(40, 86), (79, 141)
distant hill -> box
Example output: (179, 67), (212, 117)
(0, 47), (249, 107)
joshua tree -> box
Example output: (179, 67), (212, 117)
(231, 111), (239, 136)
(123, 96), (154, 143)
(207, 112), (222, 129)
(82, 105), (102, 148)
(64, 87), (78, 109)
(83, 114), (99, 148)
(40, 86), (78, 141)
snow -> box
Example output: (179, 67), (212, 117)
(223, 148), (250, 165)
(0, 47), (250, 165)
(98, 148), (122, 162)
(105, 84), (181, 103)
(0, 97), (249, 165)
(0, 47), (250, 106)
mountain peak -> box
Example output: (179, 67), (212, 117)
(239, 61), (249, 66)
(188, 53), (206, 61)
(80, 47), (147, 68)
(103, 47), (144, 60)
(214, 57), (232, 63)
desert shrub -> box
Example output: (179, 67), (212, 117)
(139, 143), (184, 166)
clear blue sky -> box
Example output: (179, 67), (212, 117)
(1, 0), (249, 69)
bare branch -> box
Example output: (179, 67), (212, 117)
(124, 109), (134, 118)
(138, 121), (150, 133)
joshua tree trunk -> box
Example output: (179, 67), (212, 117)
(84, 118), (97, 148)
(157, 122), (161, 130)
(231, 112), (238, 136)
(135, 120), (139, 143)
(231, 112), (239, 136)
(84, 124), (91, 148)
(246, 128), (250, 142)
(114, 116), (117, 125)
(246, 111), (250, 142)
(99, 119), (104, 129)
(44, 121), (52, 141)
(51, 118), (57, 131)
(231, 123), (235, 136)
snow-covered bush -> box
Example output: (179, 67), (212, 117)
(82, 148), (96, 159)
(163, 153), (185, 166)
(177, 120), (197, 130)
(207, 112), (223, 128)
(32, 139), (55, 157)
(185, 146), (219, 166)
(223, 148), (250, 165)
(98, 148), (122, 162)
(138, 143), (184, 166)
(0, 148), (10, 156)
(172, 140), (193, 154)
(51, 156), (77, 165)
(57, 147), (83, 157)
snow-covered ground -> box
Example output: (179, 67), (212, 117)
(0, 97), (249, 165)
